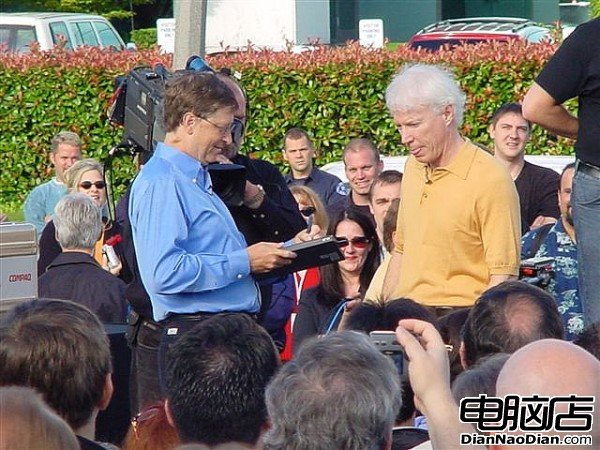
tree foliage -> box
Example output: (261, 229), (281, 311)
(591, 0), (600, 19)
(1, 41), (575, 214)
(1, 0), (152, 19)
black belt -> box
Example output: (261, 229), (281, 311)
(576, 160), (600, 180)
(162, 311), (257, 324)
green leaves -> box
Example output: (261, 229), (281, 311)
(0, 41), (576, 214)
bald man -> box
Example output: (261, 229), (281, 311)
(493, 340), (599, 450)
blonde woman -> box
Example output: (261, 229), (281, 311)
(38, 158), (128, 280)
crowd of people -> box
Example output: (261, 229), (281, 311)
(1, 17), (599, 450)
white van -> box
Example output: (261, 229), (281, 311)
(0, 12), (127, 53)
(321, 154), (575, 181)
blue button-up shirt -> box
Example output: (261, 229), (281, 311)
(521, 220), (583, 340)
(129, 143), (260, 321)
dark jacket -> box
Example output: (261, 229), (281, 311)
(38, 219), (131, 283)
(38, 251), (127, 323)
(230, 153), (306, 245)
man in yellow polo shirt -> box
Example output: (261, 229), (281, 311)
(381, 64), (521, 310)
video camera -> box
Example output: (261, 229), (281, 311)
(106, 56), (247, 206)
(519, 256), (554, 288)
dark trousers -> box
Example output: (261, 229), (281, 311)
(157, 313), (215, 395)
(127, 315), (163, 414)
(157, 312), (258, 394)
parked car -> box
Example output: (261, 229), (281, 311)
(322, 154), (575, 182)
(0, 12), (127, 53)
(408, 17), (552, 52)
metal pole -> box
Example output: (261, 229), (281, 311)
(173, 0), (207, 70)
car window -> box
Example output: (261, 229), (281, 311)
(49, 21), (73, 49)
(74, 21), (99, 46)
(0, 28), (11, 51)
(0, 25), (37, 53)
(93, 21), (123, 49)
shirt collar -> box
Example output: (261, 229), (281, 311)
(417, 139), (477, 181)
(155, 142), (211, 190)
(285, 167), (316, 183)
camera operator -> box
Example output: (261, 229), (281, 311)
(214, 71), (306, 246)
(521, 163), (583, 340)
(128, 71), (299, 394)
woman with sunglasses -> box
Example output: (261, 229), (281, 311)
(289, 185), (329, 297)
(38, 159), (129, 280)
(293, 208), (380, 351)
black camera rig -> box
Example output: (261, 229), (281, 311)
(106, 57), (247, 207)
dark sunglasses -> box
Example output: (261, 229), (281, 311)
(231, 118), (245, 144)
(300, 206), (316, 217)
(79, 181), (106, 190)
(335, 236), (371, 249)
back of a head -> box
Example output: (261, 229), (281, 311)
(54, 193), (102, 250)
(0, 298), (111, 430)
(574, 321), (600, 360)
(166, 313), (279, 446)
(451, 353), (509, 403)
(0, 386), (80, 450)
(343, 298), (436, 425)
(463, 281), (564, 367)
(345, 297), (437, 334)
(438, 308), (470, 382)
(495, 339), (600, 449)
(264, 331), (401, 450)
(385, 63), (466, 127)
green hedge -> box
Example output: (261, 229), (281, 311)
(0, 41), (574, 213)
(130, 28), (157, 49)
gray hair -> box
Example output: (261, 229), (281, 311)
(385, 64), (466, 126)
(51, 131), (81, 153)
(53, 193), (102, 250)
(263, 331), (402, 450)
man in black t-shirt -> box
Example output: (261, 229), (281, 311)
(489, 103), (560, 235)
(523, 18), (600, 326)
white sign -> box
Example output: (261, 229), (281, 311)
(359, 19), (384, 49)
(157, 18), (176, 53)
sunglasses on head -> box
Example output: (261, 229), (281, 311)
(79, 181), (106, 190)
(300, 206), (316, 217)
(335, 236), (371, 249)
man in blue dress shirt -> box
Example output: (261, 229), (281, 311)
(129, 72), (296, 382)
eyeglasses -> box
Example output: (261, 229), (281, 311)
(300, 206), (316, 217)
(335, 236), (371, 249)
(79, 181), (106, 190)
(200, 115), (234, 136)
